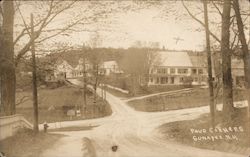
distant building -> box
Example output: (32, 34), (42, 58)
(72, 58), (92, 78)
(54, 60), (74, 79)
(99, 61), (123, 76)
(148, 51), (207, 86)
(231, 59), (245, 87)
(45, 58), (94, 82)
(212, 52), (245, 87)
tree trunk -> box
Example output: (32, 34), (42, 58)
(233, 0), (250, 88)
(221, 0), (235, 121)
(203, 0), (215, 127)
(94, 64), (99, 103)
(0, 0), (15, 116)
(31, 14), (39, 133)
(233, 0), (250, 145)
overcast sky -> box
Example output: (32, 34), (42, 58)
(15, 0), (250, 52)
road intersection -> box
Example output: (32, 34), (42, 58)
(41, 79), (244, 157)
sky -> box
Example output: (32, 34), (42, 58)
(59, 1), (207, 50)
(14, 0), (250, 52)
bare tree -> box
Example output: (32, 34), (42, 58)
(232, 0), (250, 88)
(0, 0), (15, 116)
(203, 0), (215, 127)
(120, 46), (159, 95)
(1, 0), (124, 115)
(87, 32), (103, 104)
(221, 0), (235, 121)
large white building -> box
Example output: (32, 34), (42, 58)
(148, 51), (208, 86)
(99, 61), (123, 76)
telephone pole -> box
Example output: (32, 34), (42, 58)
(31, 13), (39, 133)
(203, 1), (215, 127)
(83, 57), (87, 116)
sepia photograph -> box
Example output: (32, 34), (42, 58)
(0, 0), (250, 157)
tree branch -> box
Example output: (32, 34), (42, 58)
(181, 0), (221, 43)
(16, 96), (30, 106)
(212, 1), (222, 16)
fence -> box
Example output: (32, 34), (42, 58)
(0, 114), (32, 141)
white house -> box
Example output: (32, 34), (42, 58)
(231, 59), (245, 87)
(72, 58), (92, 78)
(99, 60), (123, 76)
(54, 60), (74, 79)
(148, 51), (207, 86)
(48, 58), (93, 81)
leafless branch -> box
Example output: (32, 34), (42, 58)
(15, 1), (76, 66)
(211, 1), (222, 16)
(16, 96), (30, 106)
(181, 0), (221, 43)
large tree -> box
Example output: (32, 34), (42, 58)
(0, 0), (124, 115)
(120, 46), (159, 95)
(0, 0), (15, 116)
(221, 0), (234, 121)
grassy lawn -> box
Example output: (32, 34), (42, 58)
(128, 88), (247, 112)
(0, 128), (64, 157)
(158, 113), (250, 155)
(16, 86), (112, 124)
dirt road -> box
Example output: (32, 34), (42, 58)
(41, 79), (244, 157)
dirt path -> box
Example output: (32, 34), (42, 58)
(40, 79), (244, 157)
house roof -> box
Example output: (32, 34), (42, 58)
(189, 55), (207, 67)
(153, 51), (193, 67)
(100, 60), (118, 68)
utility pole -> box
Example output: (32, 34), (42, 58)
(83, 56), (87, 117)
(31, 13), (39, 133)
(203, 0), (215, 127)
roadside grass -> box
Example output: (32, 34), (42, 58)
(133, 85), (194, 96)
(128, 88), (247, 112)
(0, 128), (64, 157)
(158, 113), (250, 155)
(105, 87), (131, 98)
(16, 86), (112, 124)
(105, 85), (191, 98)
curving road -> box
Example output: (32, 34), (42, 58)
(41, 79), (245, 157)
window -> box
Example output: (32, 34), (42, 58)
(194, 77), (198, 82)
(180, 77), (184, 82)
(198, 69), (203, 74)
(170, 68), (175, 74)
(157, 69), (161, 74)
(170, 77), (175, 84)
(192, 69), (197, 74)
(157, 68), (166, 74)
(161, 77), (165, 84)
(165, 77), (168, 83)
(178, 68), (188, 74)
(165, 68), (168, 74)
(150, 78), (153, 83)
(156, 77), (160, 84)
